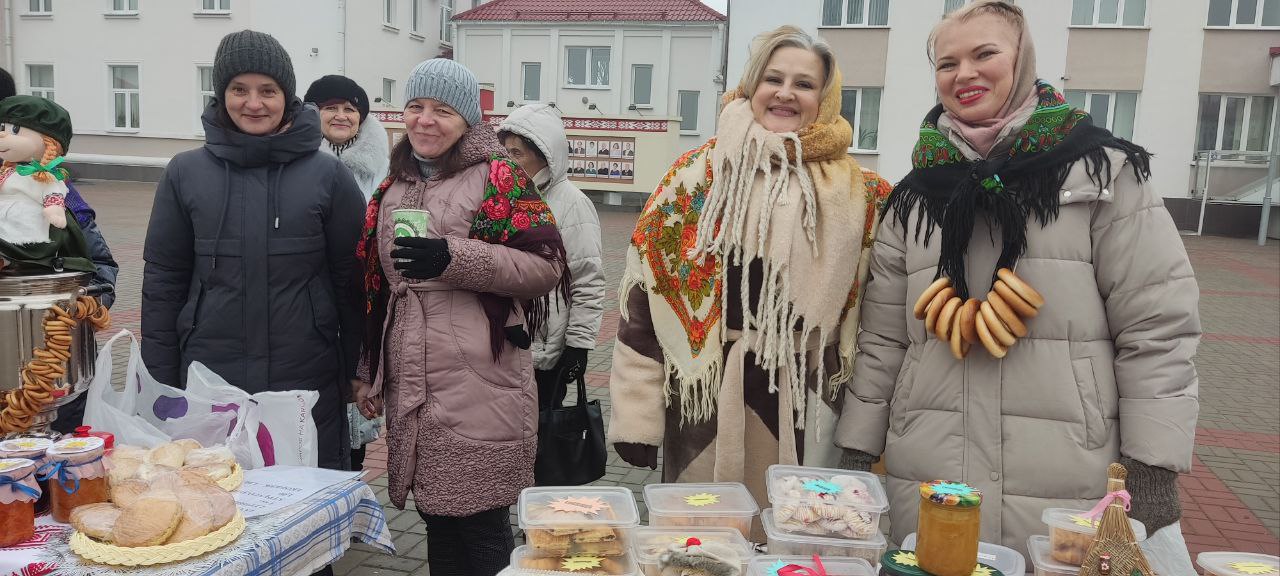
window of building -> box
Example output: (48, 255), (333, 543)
(840, 87), (882, 150)
(1197, 94), (1275, 151)
(198, 66), (215, 110)
(383, 0), (395, 26)
(27, 65), (54, 101)
(110, 65), (140, 130)
(382, 78), (396, 107)
(822, 0), (890, 26)
(200, 0), (229, 11)
(566, 47), (610, 88)
(1065, 90), (1138, 140)
(28, 0), (52, 13)
(522, 63), (541, 102)
(1072, 0), (1146, 26)
(440, 0), (453, 42)
(631, 65), (653, 107)
(943, 0), (967, 14)
(110, 0), (138, 12)
(1207, 0), (1280, 26)
(678, 91), (700, 133)
(411, 0), (421, 33)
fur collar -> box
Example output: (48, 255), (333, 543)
(320, 115), (388, 184)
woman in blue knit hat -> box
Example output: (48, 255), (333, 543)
(354, 58), (568, 576)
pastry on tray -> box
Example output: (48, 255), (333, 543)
(70, 503), (122, 543)
(111, 495), (183, 547)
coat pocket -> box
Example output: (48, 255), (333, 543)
(1072, 357), (1108, 449)
(178, 279), (206, 352)
(306, 277), (340, 345)
(889, 359), (918, 436)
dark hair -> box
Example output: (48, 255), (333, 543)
(388, 133), (471, 181)
(497, 130), (547, 165)
(0, 67), (15, 100)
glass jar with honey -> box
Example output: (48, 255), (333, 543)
(40, 436), (109, 524)
(0, 458), (41, 548)
(0, 437), (55, 515)
(916, 480), (982, 576)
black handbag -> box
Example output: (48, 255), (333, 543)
(534, 370), (606, 486)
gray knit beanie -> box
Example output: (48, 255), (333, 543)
(213, 30), (296, 102)
(404, 59), (482, 126)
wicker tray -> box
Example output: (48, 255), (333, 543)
(216, 463), (244, 492)
(69, 512), (246, 567)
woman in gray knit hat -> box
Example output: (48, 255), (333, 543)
(142, 31), (366, 506)
(354, 58), (568, 576)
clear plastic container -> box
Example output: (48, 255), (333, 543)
(643, 482), (759, 538)
(1027, 535), (1079, 576)
(1197, 552), (1280, 576)
(901, 532), (1024, 576)
(761, 509), (886, 564)
(746, 555), (876, 576)
(765, 465), (888, 540)
(509, 545), (639, 575)
(633, 526), (753, 576)
(518, 487), (639, 558)
(1040, 507), (1146, 566)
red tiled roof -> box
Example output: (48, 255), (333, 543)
(454, 0), (725, 23)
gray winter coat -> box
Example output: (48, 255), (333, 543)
(499, 103), (604, 370)
(141, 102), (366, 470)
(836, 146), (1201, 558)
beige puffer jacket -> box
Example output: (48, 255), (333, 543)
(836, 146), (1200, 558)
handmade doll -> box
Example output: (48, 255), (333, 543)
(0, 95), (94, 273)
(658, 538), (742, 576)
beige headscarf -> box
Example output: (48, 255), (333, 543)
(935, 0), (1040, 157)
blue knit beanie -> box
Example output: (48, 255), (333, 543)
(404, 59), (482, 126)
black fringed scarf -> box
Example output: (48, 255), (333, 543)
(886, 82), (1152, 299)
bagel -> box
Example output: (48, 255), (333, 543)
(996, 268), (1044, 309)
(924, 287), (956, 335)
(975, 313), (1009, 358)
(935, 297), (963, 341)
(959, 299), (980, 344)
(993, 280), (1038, 318)
(979, 301), (1018, 347)
(987, 291), (1028, 337)
(950, 310), (970, 360)
(913, 277), (952, 319)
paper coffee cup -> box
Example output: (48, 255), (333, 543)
(392, 209), (431, 238)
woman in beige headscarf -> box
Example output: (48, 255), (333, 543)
(606, 25), (893, 517)
(836, 2), (1199, 570)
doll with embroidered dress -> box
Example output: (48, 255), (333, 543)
(0, 95), (94, 274)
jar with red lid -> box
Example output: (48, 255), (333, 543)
(39, 436), (108, 524)
(0, 438), (55, 515)
(0, 458), (41, 548)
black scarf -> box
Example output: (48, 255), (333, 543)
(886, 82), (1152, 299)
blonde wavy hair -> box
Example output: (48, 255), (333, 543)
(736, 25), (837, 103)
(928, 0), (1026, 63)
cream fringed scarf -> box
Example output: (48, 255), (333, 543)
(620, 69), (888, 431)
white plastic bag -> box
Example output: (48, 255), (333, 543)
(82, 330), (170, 448)
(186, 362), (319, 468)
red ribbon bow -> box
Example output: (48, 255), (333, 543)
(776, 555), (828, 576)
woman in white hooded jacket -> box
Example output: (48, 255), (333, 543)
(498, 103), (605, 409)
(304, 74), (389, 472)
(305, 75), (390, 201)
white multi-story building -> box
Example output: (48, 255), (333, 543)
(452, 0), (726, 202)
(729, 0), (1279, 235)
(4, 0), (453, 179)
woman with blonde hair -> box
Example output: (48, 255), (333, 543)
(608, 25), (893, 513)
(836, 1), (1198, 569)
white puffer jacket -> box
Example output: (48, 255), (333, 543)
(500, 103), (605, 370)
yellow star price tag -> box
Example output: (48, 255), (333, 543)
(1069, 515), (1100, 529)
(561, 556), (604, 572)
(684, 492), (721, 507)
(892, 551), (919, 567)
(1230, 562), (1279, 575)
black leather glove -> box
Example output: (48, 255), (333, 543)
(839, 449), (878, 472)
(391, 237), (451, 279)
(505, 325), (531, 349)
(1121, 456), (1182, 534)
(614, 442), (659, 470)
(557, 347), (590, 384)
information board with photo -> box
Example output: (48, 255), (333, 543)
(568, 136), (635, 184)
